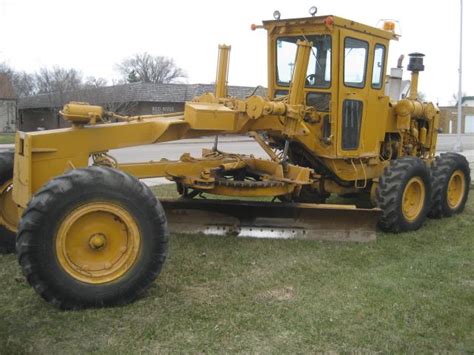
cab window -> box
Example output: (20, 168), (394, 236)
(344, 37), (368, 88)
(276, 35), (331, 88)
(371, 44), (386, 89)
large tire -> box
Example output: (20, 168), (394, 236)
(16, 167), (168, 309)
(376, 157), (432, 233)
(429, 152), (471, 218)
(0, 151), (17, 254)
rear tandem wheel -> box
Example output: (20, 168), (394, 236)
(376, 157), (432, 233)
(429, 152), (471, 218)
(16, 167), (169, 309)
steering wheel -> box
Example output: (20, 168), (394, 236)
(305, 74), (316, 86)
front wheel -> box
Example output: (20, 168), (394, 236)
(16, 167), (168, 309)
(376, 157), (432, 233)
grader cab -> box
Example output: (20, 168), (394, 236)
(0, 13), (470, 309)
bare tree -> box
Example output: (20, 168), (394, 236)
(13, 71), (37, 97)
(35, 67), (83, 94)
(117, 53), (186, 84)
(0, 63), (36, 97)
(1, 63), (110, 98)
(84, 76), (108, 88)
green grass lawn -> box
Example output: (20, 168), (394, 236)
(0, 133), (15, 144)
(0, 186), (473, 353)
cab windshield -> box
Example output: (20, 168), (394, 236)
(276, 35), (331, 88)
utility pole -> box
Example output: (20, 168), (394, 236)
(453, 0), (463, 152)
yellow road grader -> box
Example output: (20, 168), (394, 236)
(0, 12), (470, 309)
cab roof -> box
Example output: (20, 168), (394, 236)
(262, 15), (398, 41)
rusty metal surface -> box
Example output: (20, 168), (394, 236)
(160, 199), (381, 242)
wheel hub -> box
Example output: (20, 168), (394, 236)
(88, 233), (107, 250)
(402, 176), (425, 222)
(447, 170), (465, 209)
(55, 202), (141, 284)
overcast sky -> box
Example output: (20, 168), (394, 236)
(0, 0), (472, 105)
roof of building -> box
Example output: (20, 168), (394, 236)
(439, 96), (474, 108)
(0, 74), (16, 100)
(18, 83), (267, 109)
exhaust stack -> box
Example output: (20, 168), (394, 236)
(407, 52), (425, 100)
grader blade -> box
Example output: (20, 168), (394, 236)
(161, 199), (381, 242)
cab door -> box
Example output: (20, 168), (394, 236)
(337, 30), (372, 157)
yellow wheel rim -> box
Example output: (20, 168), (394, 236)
(447, 170), (465, 209)
(402, 177), (426, 222)
(56, 202), (141, 284)
(0, 179), (19, 233)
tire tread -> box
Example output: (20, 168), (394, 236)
(376, 157), (431, 233)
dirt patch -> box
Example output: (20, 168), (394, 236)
(256, 286), (296, 302)
(461, 280), (474, 287)
(182, 284), (218, 303)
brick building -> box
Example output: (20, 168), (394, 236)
(439, 96), (474, 134)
